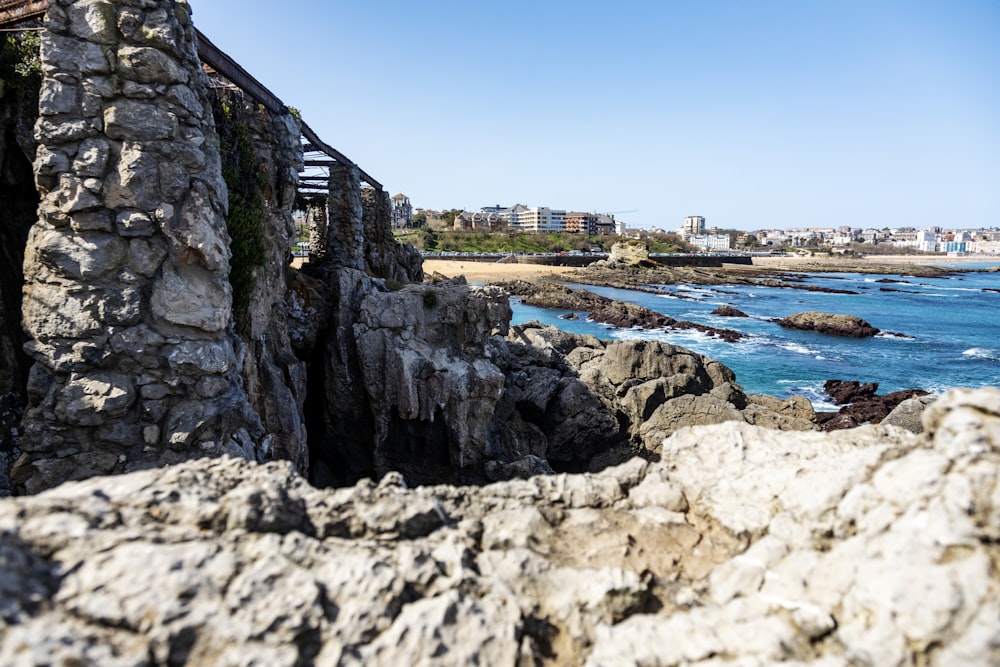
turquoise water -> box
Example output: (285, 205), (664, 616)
(510, 267), (1000, 408)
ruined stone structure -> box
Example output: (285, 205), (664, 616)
(9, 0), (268, 491)
(0, 0), (348, 492)
(305, 203), (326, 261)
(0, 0), (431, 494)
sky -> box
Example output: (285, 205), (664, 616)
(191, 1), (1000, 231)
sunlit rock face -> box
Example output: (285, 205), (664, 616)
(2, 388), (998, 666)
(14, 0), (263, 493)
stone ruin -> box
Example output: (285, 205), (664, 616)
(0, 0), (423, 493)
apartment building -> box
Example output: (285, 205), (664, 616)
(565, 212), (599, 234)
(390, 193), (412, 228)
(682, 216), (706, 235)
(514, 207), (566, 233)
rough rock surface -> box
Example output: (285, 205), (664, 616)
(14, 0), (266, 493)
(777, 311), (881, 337)
(2, 387), (998, 666)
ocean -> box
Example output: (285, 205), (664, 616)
(510, 263), (1000, 410)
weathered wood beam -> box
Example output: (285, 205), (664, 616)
(196, 29), (382, 191)
(0, 0), (48, 25)
(300, 121), (382, 191)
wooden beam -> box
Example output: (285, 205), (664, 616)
(196, 29), (382, 191)
(0, 0), (48, 25)
(300, 121), (382, 191)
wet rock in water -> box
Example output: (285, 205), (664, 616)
(818, 380), (930, 431)
(824, 379), (880, 404)
(711, 305), (750, 317)
(777, 311), (881, 337)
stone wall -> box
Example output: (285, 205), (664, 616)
(361, 186), (423, 283)
(12, 0), (264, 493)
(209, 89), (309, 472)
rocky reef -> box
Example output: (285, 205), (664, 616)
(777, 311), (880, 337)
(2, 387), (998, 665)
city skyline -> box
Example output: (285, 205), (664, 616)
(194, 1), (1000, 231)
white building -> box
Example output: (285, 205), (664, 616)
(390, 194), (412, 228)
(689, 234), (731, 251)
(515, 207), (566, 233)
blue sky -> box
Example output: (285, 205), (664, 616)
(191, 1), (999, 231)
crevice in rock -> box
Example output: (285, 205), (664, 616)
(0, 106), (38, 493)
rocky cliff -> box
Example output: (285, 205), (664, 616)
(2, 387), (997, 665)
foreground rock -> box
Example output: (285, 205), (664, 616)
(777, 311), (881, 337)
(1, 388), (997, 666)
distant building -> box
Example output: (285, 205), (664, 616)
(454, 211), (506, 231)
(514, 207), (566, 233)
(689, 234), (731, 252)
(565, 212), (599, 234)
(682, 216), (706, 235)
(390, 193), (412, 228)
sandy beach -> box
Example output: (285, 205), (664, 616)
(422, 259), (580, 283)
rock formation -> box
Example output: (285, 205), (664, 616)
(595, 239), (654, 267)
(710, 304), (749, 317)
(2, 387), (997, 665)
(777, 311), (880, 337)
(816, 379), (930, 431)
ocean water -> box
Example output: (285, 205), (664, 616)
(510, 265), (1000, 408)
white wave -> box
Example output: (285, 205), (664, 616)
(774, 380), (840, 411)
(779, 342), (819, 355)
(875, 332), (914, 340)
(914, 284), (981, 293)
(963, 348), (1000, 362)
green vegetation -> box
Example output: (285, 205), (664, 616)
(394, 230), (693, 255)
(213, 96), (267, 328)
(0, 31), (41, 100)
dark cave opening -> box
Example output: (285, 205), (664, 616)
(0, 115), (38, 471)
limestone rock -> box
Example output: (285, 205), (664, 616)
(882, 393), (939, 433)
(2, 387), (998, 665)
(606, 240), (652, 266)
